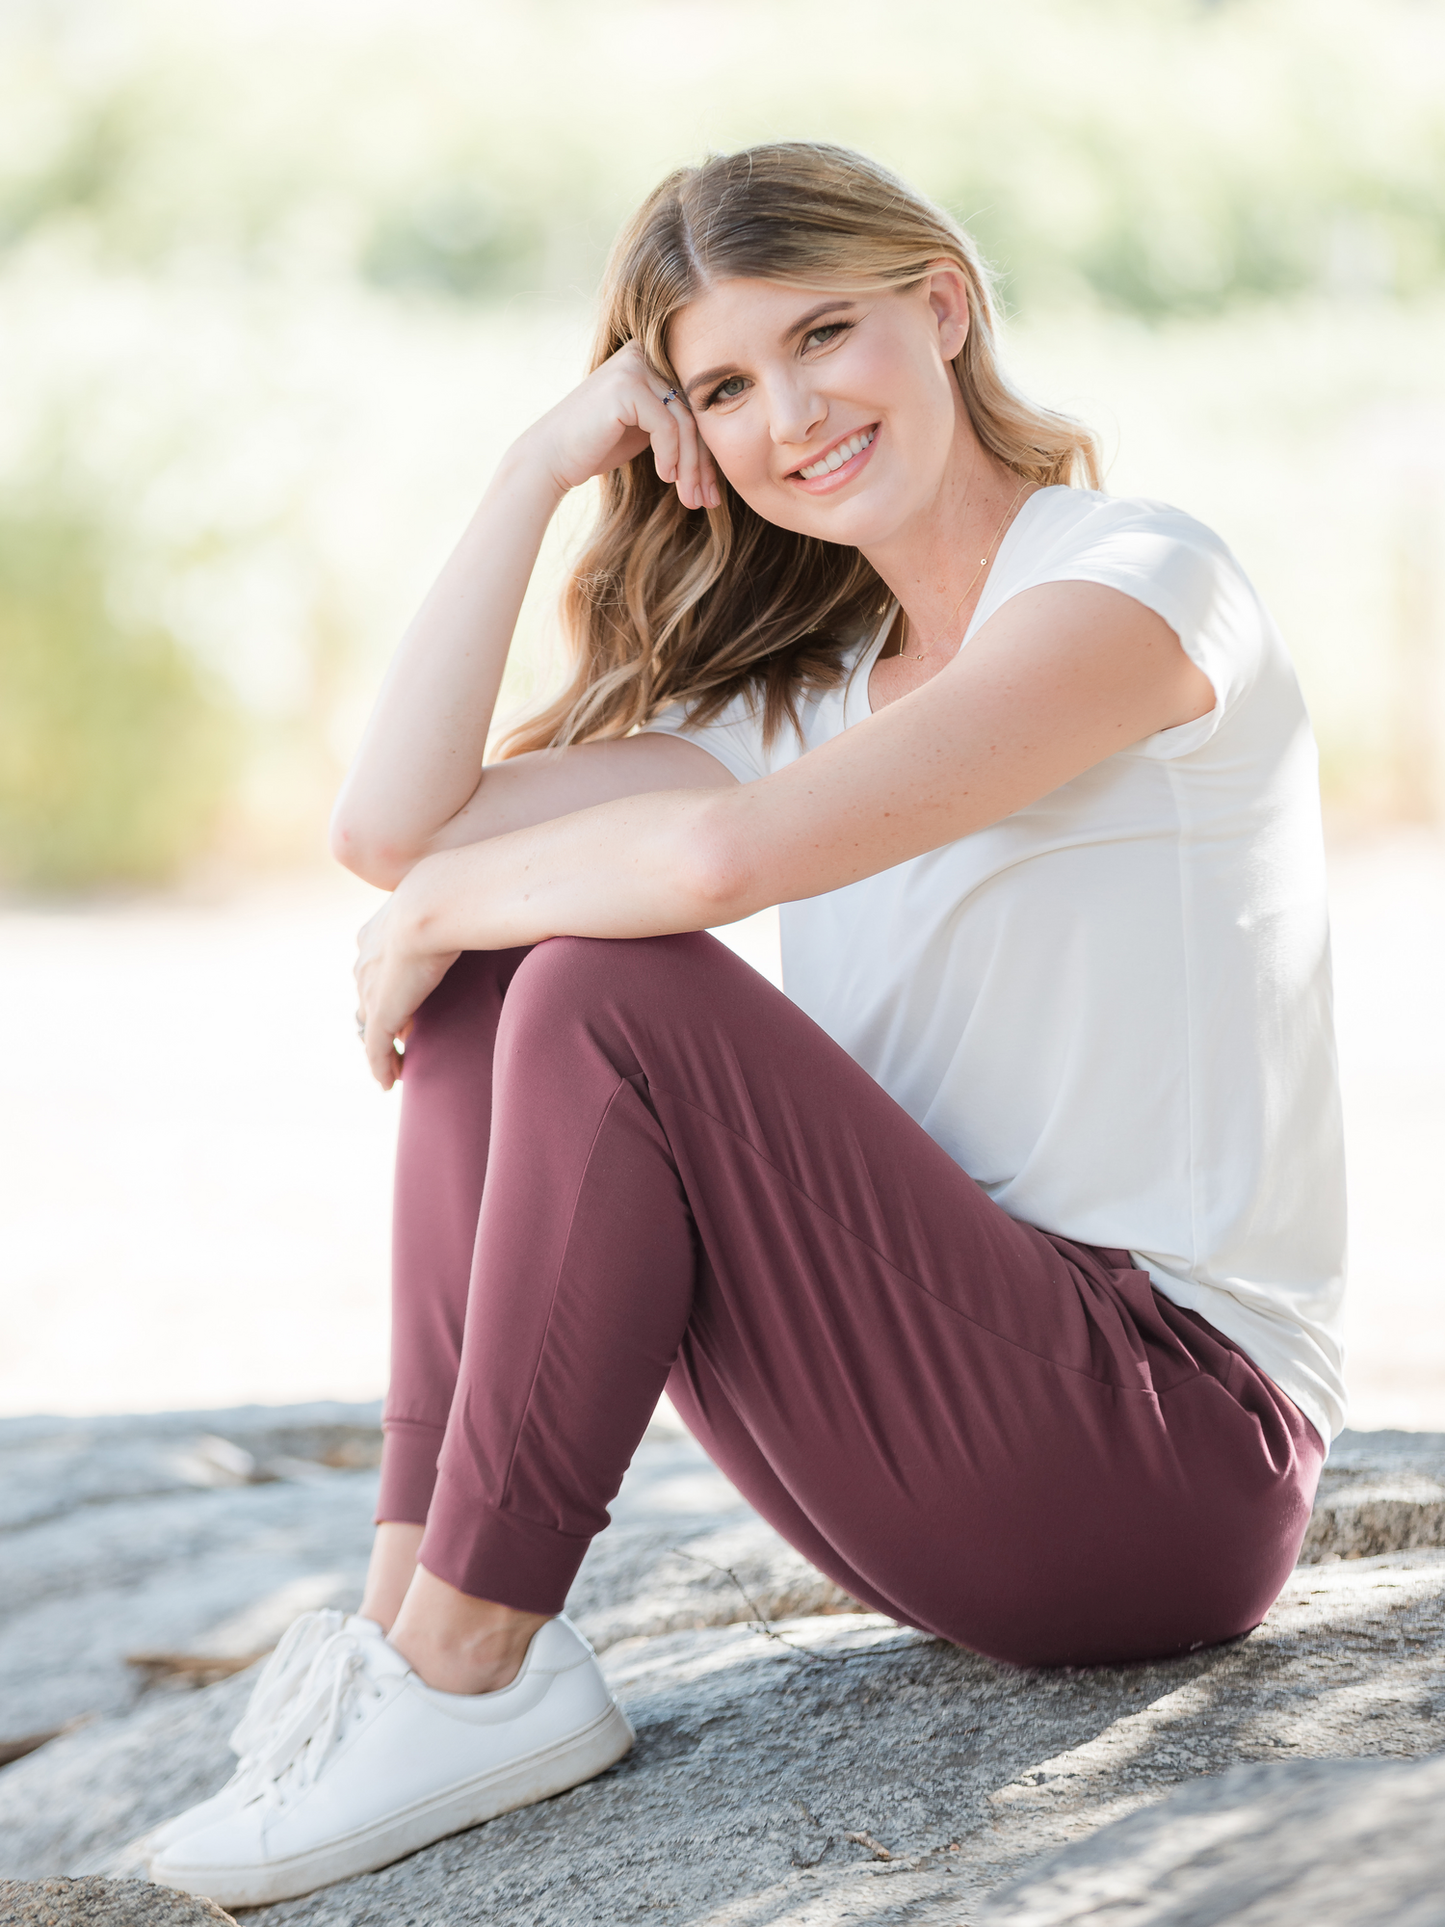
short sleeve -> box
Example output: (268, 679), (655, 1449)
(638, 686), (772, 785)
(1021, 503), (1266, 762)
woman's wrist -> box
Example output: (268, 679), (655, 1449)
(392, 844), (497, 958)
(499, 425), (576, 510)
(389, 855), (449, 955)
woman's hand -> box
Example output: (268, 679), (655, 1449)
(353, 893), (459, 1091)
(521, 342), (721, 511)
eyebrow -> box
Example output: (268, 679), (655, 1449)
(681, 297), (861, 399)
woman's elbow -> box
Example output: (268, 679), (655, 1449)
(328, 811), (410, 891)
(675, 808), (757, 923)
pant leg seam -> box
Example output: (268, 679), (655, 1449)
(657, 1082), (1181, 1398)
(497, 1073), (636, 1506)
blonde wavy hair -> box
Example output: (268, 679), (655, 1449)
(499, 142), (1100, 757)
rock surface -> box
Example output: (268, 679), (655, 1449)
(1, 1408), (1442, 1923)
(978, 1752), (1445, 1925)
(0, 1403), (852, 1740)
(0, 1877), (235, 1924)
(1302, 1428), (1445, 1561)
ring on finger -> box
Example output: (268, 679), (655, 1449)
(660, 386), (680, 405)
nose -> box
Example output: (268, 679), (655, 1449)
(766, 371), (827, 453)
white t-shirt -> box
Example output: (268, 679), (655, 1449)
(642, 486), (1347, 1447)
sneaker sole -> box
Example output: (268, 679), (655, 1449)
(153, 1699), (634, 1909)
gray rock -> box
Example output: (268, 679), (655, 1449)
(2, 1551), (1442, 1923)
(0, 1409), (845, 1740)
(978, 1752), (1445, 1926)
(565, 1428), (857, 1647)
(0, 1405), (386, 1534)
(1302, 1429), (1445, 1562)
(0, 1474), (381, 1734)
(0, 1675), (251, 1885)
(4, 1411), (1445, 1922)
(0, 1405), (390, 1733)
(0, 1876), (235, 1924)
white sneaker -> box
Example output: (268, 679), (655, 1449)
(137, 1608), (364, 1863)
(149, 1614), (632, 1908)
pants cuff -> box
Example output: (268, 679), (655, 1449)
(417, 1462), (593, 1614)
(376, 1417), (446, 1525)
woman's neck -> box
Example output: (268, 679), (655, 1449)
(867, 420), (1037, 663)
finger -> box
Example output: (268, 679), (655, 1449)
(625, 359), (686, 471)
(665, 395), (699, 508)
(646, 392), (702, 510)
(363, 1022), (402, 1091)
(653, 383), (720, 512)
(638, 391), (684, 489)
(621, 364), (703, 504)
(674, 404), (719, 512)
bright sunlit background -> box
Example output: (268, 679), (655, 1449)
(2, 0), (1443, 1428)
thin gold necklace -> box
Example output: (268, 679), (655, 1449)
(902, 477), (1031, 661)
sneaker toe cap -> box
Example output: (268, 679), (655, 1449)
(151, 1805), (269, 1884)
(140, 1785), (239, 1860)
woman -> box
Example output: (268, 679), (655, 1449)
(151, 143), (1345, 1908)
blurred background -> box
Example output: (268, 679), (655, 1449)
(1, 0), (1441, 1428)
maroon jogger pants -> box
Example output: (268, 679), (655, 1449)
(379, 933), (1322, 1669)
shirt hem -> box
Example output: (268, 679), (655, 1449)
(1133, 1254), (1345, 1453)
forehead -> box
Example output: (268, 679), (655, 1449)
(667, 278), (861, 370)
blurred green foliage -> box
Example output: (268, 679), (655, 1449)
(2, 0), (1439, 316)
(0, 505), (236, 888)
(0, 0), (1440, 884)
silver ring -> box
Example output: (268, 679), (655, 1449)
(660, 386), (680, 404)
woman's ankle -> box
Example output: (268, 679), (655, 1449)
(358, 1521), (426, 1633)
(388, 1562), (549, 1695)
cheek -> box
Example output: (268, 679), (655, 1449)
(851, 340), (941, 438)
(700, 415), (775, 498)
(702, 426), (810, 533)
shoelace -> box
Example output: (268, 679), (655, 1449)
(228, 1607), (347, 1763)
(242, 1626), (389, 1811)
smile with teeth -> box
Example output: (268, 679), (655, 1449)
(795, 426), (877, 481)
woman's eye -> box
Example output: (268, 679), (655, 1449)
(804, 322), (851, 350)
(706, 376), (748, 407)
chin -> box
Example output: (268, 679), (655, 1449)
(784, 495), (908, 550)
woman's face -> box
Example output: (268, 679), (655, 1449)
(666, 269), (971, 551)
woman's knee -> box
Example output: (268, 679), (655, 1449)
(400, 947), (528, 1081)
(417, 947), (523, 1021)
(508, 931), (714, 1011)
(492, 933), (721, 1080)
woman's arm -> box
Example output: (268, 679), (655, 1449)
(331, 346), (720, 889)
(329, 454), (566, 886)
(356, 579), (1212, 1084)
(413, 735), (737, 864)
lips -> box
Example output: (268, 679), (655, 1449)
(792, 424), (878, 482)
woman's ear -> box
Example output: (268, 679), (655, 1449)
(925, 265), (970, 360)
